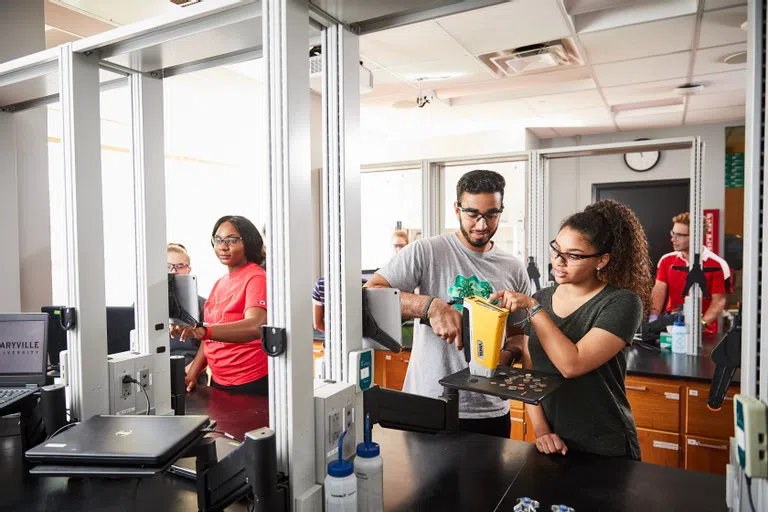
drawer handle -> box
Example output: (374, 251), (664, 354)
(626, 385), (647, 391)
(510, 417), (524, 423)
(688, 439), (728, 451)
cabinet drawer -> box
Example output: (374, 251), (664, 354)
(374, 350), (387, 388)
(686, 385), (736, 438)
(510, 410), (525, 441)
(625, 379), (681, 432)
(509, 399), (524, 411)
(685, 435), (730, 475)
(636, 428), (681, 468)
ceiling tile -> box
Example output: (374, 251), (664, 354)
(685, 105), (745, 124)
(693, 42), (747, 75)
(616, 111), (683, 130)
(360, 56), (381, 70)
(593, 52), (690, 87)
(359, 20), (469, 68)
(602, 79), (683, 105)
(363, 69), (414, 98)
(452, 99), (535, 121)
(524, 89), (605, 114)
(698, 6), (748, 48)
(693, 70), (748, 93)
(687, 89), (745, 110)
(386, 56), (495, 87)
(703, 0), (746, 12)
(575, 0), (698, 34)
(579, 15), (695, 64)
(435, 0), (572, 55)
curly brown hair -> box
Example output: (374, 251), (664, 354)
(561, 199), (653, 314)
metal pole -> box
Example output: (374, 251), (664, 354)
(57, 44), (109, 420)
(130, 71), (172, 415)
(263, 0), (316, 503)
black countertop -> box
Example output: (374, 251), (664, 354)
(1, 385), (727, 511)
(626, 334), (740, 383)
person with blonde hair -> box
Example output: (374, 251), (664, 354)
(392, 230), (409, 255)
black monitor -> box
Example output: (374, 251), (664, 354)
(106, 307), (135, 354)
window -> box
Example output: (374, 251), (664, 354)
(442, 161), (526, 259)
(360, 169), (422, 270)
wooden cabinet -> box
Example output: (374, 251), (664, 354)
(374, 350), (387, 388)
(685, 384), (736, 439)
(625, 378), (681, 432)
(685, 435), (730, 475)
(636, 428), (681, 468)
(384, 352), (410, 391)
(510, 410), (525, 441)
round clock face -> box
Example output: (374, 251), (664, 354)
(624, 150), (660, 172)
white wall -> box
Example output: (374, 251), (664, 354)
(541, 122), (739, 251)
(360, 127), (528, 164)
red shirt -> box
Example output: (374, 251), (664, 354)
(204, 262), (268, 386)
(656, 247), (729, 330)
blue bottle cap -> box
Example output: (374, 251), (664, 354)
(356, 440), (380, 458)
(327, 458), (354, 478)
(674, 314), (685, 327)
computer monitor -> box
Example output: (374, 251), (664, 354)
(106, 307), (135, 355)
(0, 313), (49, 387)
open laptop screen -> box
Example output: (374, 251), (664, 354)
(0, 313), (48, 384)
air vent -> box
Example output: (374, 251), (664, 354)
(478, 39), (583, 78)
(170, 0), (201, 6)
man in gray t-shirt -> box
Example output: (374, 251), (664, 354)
(367, 170), (530, 438)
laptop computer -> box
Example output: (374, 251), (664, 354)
(26, 414), (211, 466)
(167, 436), (242, 480)
(0, 313), (49, 414)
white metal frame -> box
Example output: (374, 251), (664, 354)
(534, 137), (705, 353)
(320, 22), (362, 383)
(57, 44), (110, 420)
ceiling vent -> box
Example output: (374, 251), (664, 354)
(170, 0), (202, 6)
(479, 39), (583, 78)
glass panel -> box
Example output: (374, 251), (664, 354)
(360, 169), (423, 271)
(442, 161), (526, 260)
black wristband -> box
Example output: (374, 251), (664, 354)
(423, 296), (436, 321)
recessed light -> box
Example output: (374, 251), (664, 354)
(723, 51), (747, 65)
(675, 83), (704, 96)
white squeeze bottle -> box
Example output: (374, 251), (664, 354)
(672, 315), (687, 354)
(354, 414), (383, 512)
(325, 430), (357, 512)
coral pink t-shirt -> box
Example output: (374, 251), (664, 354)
(204, 262), (267, 386)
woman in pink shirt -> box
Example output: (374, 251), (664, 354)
(172, 215), (268, 395)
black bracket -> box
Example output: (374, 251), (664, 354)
(261, 326), (286, 357)
(43, 306), (77, 331)
(671, 252), (720, 300)
(527, 257), (541, 292)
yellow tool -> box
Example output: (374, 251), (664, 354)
(462, 296), (510, 378)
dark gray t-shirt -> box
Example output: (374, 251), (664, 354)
(378, 232), (530, 419)
(527, 284), (642, 459)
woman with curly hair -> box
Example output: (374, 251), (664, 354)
(490, 199), (652, 460)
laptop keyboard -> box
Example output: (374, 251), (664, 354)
(0, 388), (32, 406)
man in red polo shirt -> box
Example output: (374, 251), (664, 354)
(651, 212), (729, 333)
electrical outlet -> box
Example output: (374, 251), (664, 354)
(734, 395), (768, 478)
(121, 378), (132, 399)
(139, 369), (150, 388)
(329, 410), (341, 443)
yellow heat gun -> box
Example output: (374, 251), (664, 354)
(462, 296), (510, 378)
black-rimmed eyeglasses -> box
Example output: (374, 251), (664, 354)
(549, 240), (605, 264)
(458, 205), (504, 224)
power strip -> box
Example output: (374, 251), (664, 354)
(734, 394), (768, 478)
